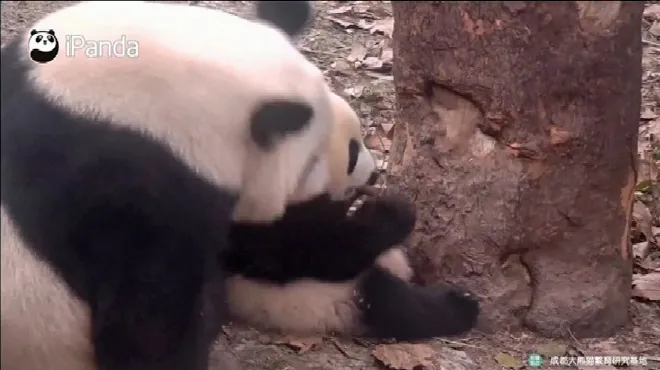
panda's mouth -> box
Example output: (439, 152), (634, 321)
(345, 184), (381, 215)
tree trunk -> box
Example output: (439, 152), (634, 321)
(390, 1), (643, 338)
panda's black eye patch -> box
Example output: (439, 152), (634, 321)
(35, 35), (43, 42)
(47, 36), (54, 42)
(347, 139), (359, 174)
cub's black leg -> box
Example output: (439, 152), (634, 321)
(227, 194), (417, 283)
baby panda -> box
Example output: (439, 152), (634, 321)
(225, 92), (481, 341)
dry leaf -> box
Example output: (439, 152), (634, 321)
(494, 352), (521, 369)
(327, 4), (353, 15)
(364, 71), (394, 81)
(273, 336), (323, 354)
(644, 4), (660, 21)
(344, 85), (365, 98)
(632, 201), (655, 243)
(362, 90), (384, 104)
(364, 133), (391, 152)
(535, 343), (567, 358)
(640, 253), (660, 271)
(330, 60), (353, 76)
(650, 21), (660, 37)
(370, 18), (394, 38)
(352, 3), (373, 16)
(357, 18), (374, 30)
(326, 16), (355, 29)
(381, 47), (394, 65)
(633, 241), (651, 261)
(347, 42), (368, 62)
(641, 108), (659, 120)
(632, 272), (660, 301)
(362, 56), (384, 71)
(372, 343), (435, 370)
(582, 339), (621, 356)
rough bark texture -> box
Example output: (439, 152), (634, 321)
(390, 1), (643, 338)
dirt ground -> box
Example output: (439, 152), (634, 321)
(2, 1), (659, 370)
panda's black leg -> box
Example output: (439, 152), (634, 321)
(87, 222), (225, 370)
(63, 156), (237, 370)
(357, 266), (481, 341)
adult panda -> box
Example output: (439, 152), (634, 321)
(1, 1), (336, 370)
(225, 93), (481, 341)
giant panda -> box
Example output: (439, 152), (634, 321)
(0, 1), (336, 370)
(225, 92), (481, 341)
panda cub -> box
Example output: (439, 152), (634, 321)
(225, 93), (481, 341)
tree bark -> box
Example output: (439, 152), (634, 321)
(390, 1), (643, 338)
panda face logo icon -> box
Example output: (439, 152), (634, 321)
(28, 29), (59, 64)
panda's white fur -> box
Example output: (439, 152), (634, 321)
(1, 209), (94, 370)
(1, 1), (330, 369)
(226, 250), (413, 336)
(225, 93), (481, 341)
(19, 0), (332, 222)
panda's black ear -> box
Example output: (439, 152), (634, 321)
(30, 29), (38, 36)
(47, 29), (55, 36)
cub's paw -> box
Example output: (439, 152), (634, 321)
(353, 195), (417, 245)
(428, 284), (480, 336)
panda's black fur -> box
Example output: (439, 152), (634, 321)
(224, 92), (481, 341)
(1, 1), (331, 370)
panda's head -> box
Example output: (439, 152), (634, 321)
(28, 29), (59, 64)
(327, 93), (378, 198)
(288, 92), (377, 203)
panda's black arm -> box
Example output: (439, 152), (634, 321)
(226, 195), (416, 283)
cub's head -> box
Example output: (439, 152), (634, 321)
(288, 92), (378, 204)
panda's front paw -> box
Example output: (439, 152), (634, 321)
(354, 195), (417, 246)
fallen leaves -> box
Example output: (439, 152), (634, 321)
(650, 22), (660, 38)
(644, 4), (660, 22)
(266, 335), (324, 354)
(347, 42), (368, 63)
(535, 343), (568, 358)
(323, 0), (394, 82)
(641, 108), (658, 121)
(372, 343), (435, 370)
(369, 18), (395, 38)
(632, 272), (660, 301)
(494, 352), (521, 369)
(364, 122), (395, 153)
(326, 14), (394, 35)
(342, 39), (393, 77)
(324, 2), (393, 36)
(632, 201), (655, 245)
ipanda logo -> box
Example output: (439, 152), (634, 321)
(28, 29), (59, 64)
(64, 34), (140, 58)
(27, 29), (139, 63)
